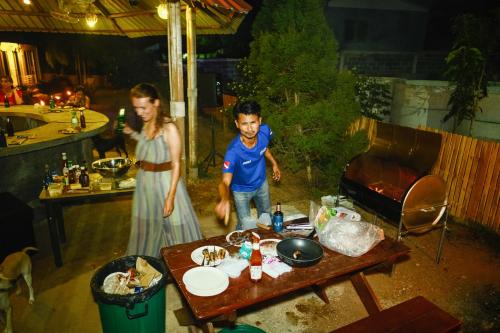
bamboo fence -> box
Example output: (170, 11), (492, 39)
(351, 117), (500, 234)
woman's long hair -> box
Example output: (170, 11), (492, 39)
(130, 83), (170, 136)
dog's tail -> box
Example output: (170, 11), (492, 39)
(21, 247), (39, 254)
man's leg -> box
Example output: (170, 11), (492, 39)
(254, 180), (272, 219)
(233, 190), (253, 230)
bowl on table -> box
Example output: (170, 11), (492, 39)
(91, 157), (132, 178)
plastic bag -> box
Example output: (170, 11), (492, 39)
(315, 216), (385, 257)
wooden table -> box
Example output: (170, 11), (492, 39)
(161, 230), (410, 332)
(39, 187), (134, 267)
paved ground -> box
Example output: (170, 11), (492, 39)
(2, 90), (500, 332)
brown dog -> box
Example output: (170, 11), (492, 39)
(0, 247), (37, 333)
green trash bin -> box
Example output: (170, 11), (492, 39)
(90, 255), (168, 333)
(219, 324), (266, 333)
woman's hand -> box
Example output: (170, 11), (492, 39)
(163, 196), (174, 217)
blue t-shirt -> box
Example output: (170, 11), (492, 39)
(222, 124), (273, 192)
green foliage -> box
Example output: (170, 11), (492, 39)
(354, 76), (392, 121)
(232, 0), (367, 192)
(444, 14), (490, 134)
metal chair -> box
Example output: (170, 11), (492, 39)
(398, 175), (449, 264)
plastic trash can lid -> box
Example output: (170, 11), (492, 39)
(219, 324), (266, 333)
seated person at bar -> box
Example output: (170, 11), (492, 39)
(0, 75), (23, 105)
(66, 85), (90, 109)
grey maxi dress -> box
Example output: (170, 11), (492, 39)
(126, 129), (202, 257)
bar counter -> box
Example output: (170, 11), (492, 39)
(0, 105), (109, 202)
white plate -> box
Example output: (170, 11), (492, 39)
(225, 230), (248, 247)
(260, 238), (281, 257)
(191, 245), (226, 266)
(182, 267), (229, 297)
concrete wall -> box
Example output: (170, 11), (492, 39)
(389, 79), (500, 141)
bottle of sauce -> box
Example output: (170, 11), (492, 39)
(249, 232), (262, 282)
(79, 166), (90, 187)
(67, 160), (75, 184)
(273, 202), (284, 232)
(0, 129), (7, 147)
(43, 164), (52, 190)
(79, 110), (86, 128)
(4, 94), (9, 108)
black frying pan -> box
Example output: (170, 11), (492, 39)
(277, 237), (324, 267)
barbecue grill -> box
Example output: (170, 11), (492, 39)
(340, 122), (448, 263)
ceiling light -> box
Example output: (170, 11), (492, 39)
(157, 3), (168, 20)
(86, 12), (98, 27)
(23, 0), (32, 5)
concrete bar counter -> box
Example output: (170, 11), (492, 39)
(0, 105), (109, 202)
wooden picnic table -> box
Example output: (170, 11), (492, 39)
(161, 229), (410, 332)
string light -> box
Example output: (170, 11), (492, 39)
(157, 3), (168, 20)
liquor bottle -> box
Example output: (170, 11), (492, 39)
(249, 232), (262, 282)
(49, 95), (55, 109)
(4, 94), (9, 108)
(6, 117), (14, 137)
(116, 108), (126, 133)
(70, 111), (79, 129)
(0, 129), (7, 147)
(273, 202), (284, 233)
(67, 161), (75, 184)
(43, 164), (52, 190)
(79, 110), (86, 128)
(79, 166), (90, 187)
(61, 152), (69, 176)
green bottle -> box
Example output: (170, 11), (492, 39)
(116, 108), (126, 133)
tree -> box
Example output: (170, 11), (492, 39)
(444, 14), (492, 134)
(234, 0), (367, 192)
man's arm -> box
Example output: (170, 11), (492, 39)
(215, 173), (233, 221)
(265, 148), (281, 181)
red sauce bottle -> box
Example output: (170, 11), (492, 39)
(249, 232), (262, 282)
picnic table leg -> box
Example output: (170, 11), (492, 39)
(350, 272), (382, 315)
(312, 283), (330, 304)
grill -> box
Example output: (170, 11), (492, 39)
(340, 122), (448, 263)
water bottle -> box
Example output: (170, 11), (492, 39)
(273, 202), (284, 232)
(49, 95), (55, 109)
(71, 111), (79, 129)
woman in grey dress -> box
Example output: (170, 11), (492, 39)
(124, 83), (202, 257)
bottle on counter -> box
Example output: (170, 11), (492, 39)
(0, 128), (7, 147)
(116, 108), (126, 133)
(273, 202), (284, 233)
(70, 111), (79, 129)
(4, 94), (9, 108)
(79, 166), (90, 187)
(249, 232), (262, 282)
(79, 110), (86, 129)
(61, 152), (69, 176)
(6, 117), (14, 137)
(49, 95), (55, 109)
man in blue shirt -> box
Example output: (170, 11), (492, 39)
(215, 101), (281, 229)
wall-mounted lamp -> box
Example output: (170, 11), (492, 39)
(157, 3), (168, 20)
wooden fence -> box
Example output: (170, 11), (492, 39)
(351, 117), (500, 234)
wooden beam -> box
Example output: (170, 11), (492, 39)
(93, 0), (125, 35)
(186, 5), (198, 179)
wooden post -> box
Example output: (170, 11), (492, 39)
(167, 0), (186, 177)
(186, 5), (198, 180)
